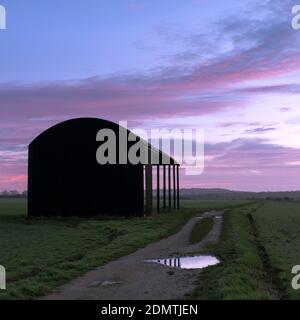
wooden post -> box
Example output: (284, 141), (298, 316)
(168, 165), (171, 208)
(173, 165), (176, 209)
(177, 165), (180, 209)
(145, 165), (153, 215)
(157, 165), (160, 213)
(163, 165), (166, 209)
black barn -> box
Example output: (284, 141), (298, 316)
(28, 118), (180, 218)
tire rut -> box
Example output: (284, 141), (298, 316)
(247, 213), (288, 300)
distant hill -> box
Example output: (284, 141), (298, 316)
(2, 188), (300, 201)
(180, 188), (300, 200)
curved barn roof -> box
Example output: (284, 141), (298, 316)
(30, 117), (178, 165)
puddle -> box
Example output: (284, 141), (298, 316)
(145, 255), (220, 270)
(215, 216), (222, 219)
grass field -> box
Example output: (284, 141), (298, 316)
(189, 218), (214, 244)
(2, 198), (299, 300)
(252, 201), (300, 299)
(0, 198), (245, 300)
(180, 199), (249, 209)
(189, 201), (300, 300)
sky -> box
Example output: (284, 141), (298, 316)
(0, 0), (300, 192)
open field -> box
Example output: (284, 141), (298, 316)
(252, 201), (300, 299)
(189, 201), (300, 300)
(1, 198), (299, 300)
(0, 198), (245, 300)
(180, 199), (250, 209)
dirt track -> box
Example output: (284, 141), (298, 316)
(45, 210), (223, 300)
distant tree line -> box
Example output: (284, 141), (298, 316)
(0, 190), (27, 198)
(180, 188), (300, 201)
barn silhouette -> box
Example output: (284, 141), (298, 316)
(28, 118), (180, 217)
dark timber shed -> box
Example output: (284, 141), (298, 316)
(27, 118), (180, 217)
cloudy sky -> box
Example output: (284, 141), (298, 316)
(0, 0), (300, 191)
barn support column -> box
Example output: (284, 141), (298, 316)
(168, 165), (171, 208)
(177, 165), (180, 209)
(163, 165), (166, 209)
(173, 164), (176, 209)
(157, 165), (160, 213)
(145, 164), (153, 215)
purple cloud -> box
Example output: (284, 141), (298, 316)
(1, 0), (300, 191)
(244, 127), (277, 134)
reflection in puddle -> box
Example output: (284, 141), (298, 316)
(145, 255), (220, 270)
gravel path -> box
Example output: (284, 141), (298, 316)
(45, 210), (223, 300)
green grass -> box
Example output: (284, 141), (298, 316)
(189, 218), (214, 244)
(252, 201), (300, 299)
(181, 199), (251, 209)
(189, 202), (280, 300)
(189, 201), (300, 300)
(0, 198), (245, 300)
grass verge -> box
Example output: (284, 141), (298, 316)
(189, 218), (214, 244)
(252, 201), (300, 299)
(188, 202), (281, 299)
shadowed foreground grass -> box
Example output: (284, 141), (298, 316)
(0, 198), (245, 300)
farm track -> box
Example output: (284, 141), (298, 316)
(44, 210), (223, 300)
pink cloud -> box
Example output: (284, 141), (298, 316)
(181, 139), (300, 191)
(1, 0), (300, 191)
(1, 138), (300, 192)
